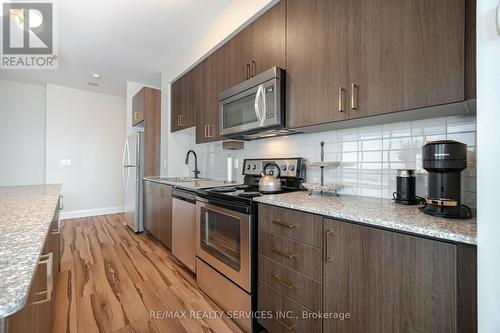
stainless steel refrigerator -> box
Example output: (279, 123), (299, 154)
(122, 132), (144, 232)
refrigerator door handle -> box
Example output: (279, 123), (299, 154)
(122, 139), (130, 191)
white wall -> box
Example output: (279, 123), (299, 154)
(46, 84), (126, 218)
(477, 1), (500, 331)
(0, 79), (46, 186)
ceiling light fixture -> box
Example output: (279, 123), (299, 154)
(91, 73), (101, 79)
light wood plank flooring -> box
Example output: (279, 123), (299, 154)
(53, 213), (243, 333)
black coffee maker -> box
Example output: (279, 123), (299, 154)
(422, 140), (472, 219)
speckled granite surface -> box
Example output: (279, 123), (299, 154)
(144, 177), (238, 190)
(0, 185), (61, 318)
(254, 191), (477, 245)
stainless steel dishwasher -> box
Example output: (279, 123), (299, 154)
(172, 188), (197, 273)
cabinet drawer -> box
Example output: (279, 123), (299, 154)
(258, 204), (323, 248)
(258, 281), (321, 333)
(258, 229), (322, 281)
(259, 254), (322, 311)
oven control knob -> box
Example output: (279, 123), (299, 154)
(246, 164), (251, 170)
(252, 165), (257, 170)
(290, 165), (296, 171)
(281, 165), (287, 171)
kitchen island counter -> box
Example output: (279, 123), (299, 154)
(0, 184), (61, 318)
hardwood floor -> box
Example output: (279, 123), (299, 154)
(53, 213), (244, 333)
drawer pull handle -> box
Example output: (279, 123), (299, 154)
(272, 273), (296, 289)
(338, 86), (346, 113)
(272, 247), (296, 260)
(326, 229), (333, 262)
(32, 252), (53, 305)
(351, 83), (359, 110)
(274, 315), (296, 331)
(272, 220), (296, 229)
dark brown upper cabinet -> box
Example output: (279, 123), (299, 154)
(224, 27), (252, 90)
(133, 87), (161, 177)
(222, 0), (285, 88)
(286, 0), (349, 128)
(132, 88), (145, 126)
(171, 1), (285, 142)
(347, 0), (466, 119)
(171, 69), (196, 132)
(195, 48), (226, 144)
(286, 0), (471, 128)
(249, 0), (286, 77)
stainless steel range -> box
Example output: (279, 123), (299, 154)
(195, 158), (305, 333)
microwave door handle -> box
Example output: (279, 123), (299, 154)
(259, 85), (266, 126)
(254, 85), (265, 126)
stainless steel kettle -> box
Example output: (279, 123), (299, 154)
(259, 162), (281, 193)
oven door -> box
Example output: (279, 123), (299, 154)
(219, 77), (281, 136)
(196, 197), (252, 293)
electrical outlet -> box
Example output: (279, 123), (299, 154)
(60, 158), (72, 166)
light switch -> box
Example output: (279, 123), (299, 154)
(60, 158), (72, 166)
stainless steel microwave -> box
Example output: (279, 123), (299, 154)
(219, 67), (286, 139)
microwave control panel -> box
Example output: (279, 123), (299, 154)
(265, 86), (274, 119)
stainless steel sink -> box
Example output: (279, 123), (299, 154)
(160, 177), (207, 183)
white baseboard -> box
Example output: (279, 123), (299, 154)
(61, 206), (125, 220)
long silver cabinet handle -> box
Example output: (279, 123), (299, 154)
(32, 252), (53, 305)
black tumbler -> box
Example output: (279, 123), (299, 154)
(395, 169), (418, 205)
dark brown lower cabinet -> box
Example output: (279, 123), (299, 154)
(323, 218), (476, 333)
(257, 204), (476, 333)
(6, 204), (61, 333)
(143, 180), (172, 249)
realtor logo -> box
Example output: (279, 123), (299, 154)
(1, 0), (58, 69)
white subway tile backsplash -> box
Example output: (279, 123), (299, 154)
(383, 137), (412, 150)
(358, 125), (383, 140)
(383, 121), (412, 138)
(180, 115), (476, 207)
(448, 131), (476, 147)
(411, 117), (447, 136)
(447, 115), (477, 133)
(338, 128), (358, 142)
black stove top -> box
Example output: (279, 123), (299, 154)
(197, 185), (295, 204)
(196, 158), (306, 205)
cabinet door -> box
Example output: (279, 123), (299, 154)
(182, 69), (197, 128)
(132, 88), (144, 126)
(286, 0), (349, 128)
(170, 80), (182, 132)
(195, 57), (214, 144)
(347, 0), (465, 118)
(157, 184), (173, 249)
(323, 218), (457, 332)
(225, 27), (252, 89)
(143, 180), (155, 233)
(250, 0), (286, 76)
(210, 47), (228, 141)
(143, 87), (161, 177)
(195, 51), (225, 144)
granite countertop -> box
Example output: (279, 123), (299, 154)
(143, 176), (238, 191)
(254, 191), (477, 245)
(0, 184), (62, 318)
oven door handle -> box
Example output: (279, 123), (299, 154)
(196, 196), (251, 215)
(254, 84), (266, 126)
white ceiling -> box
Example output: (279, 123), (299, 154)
(0, 0), (233, 97)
